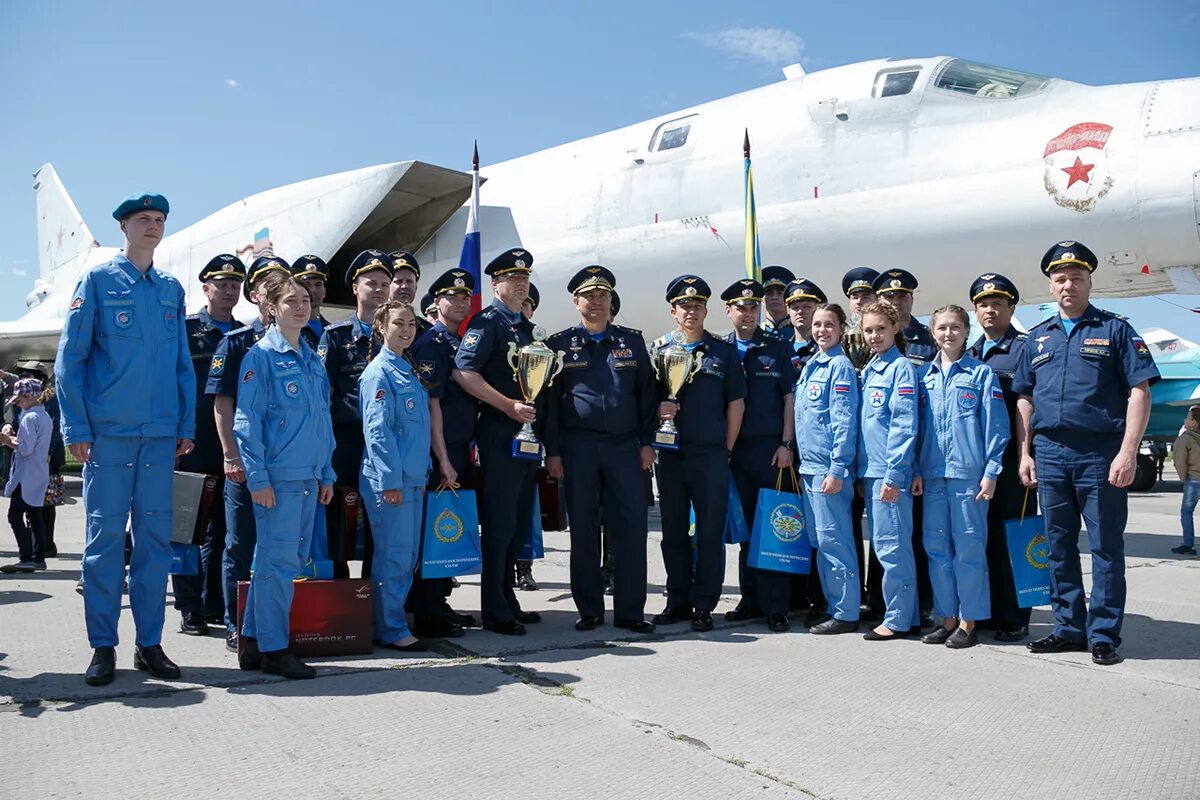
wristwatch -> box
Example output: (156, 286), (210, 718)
(780, 440), (794, 450)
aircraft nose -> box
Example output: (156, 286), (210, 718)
(1136, 78), (1200, 287)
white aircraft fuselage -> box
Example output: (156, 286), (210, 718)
(5, 56), (1198, 356)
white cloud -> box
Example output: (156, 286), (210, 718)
(225, 79), (239, 88)
(11, 267), (28, 276)
(683, 27), (804, 66)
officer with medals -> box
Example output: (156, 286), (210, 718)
(318, 250), (393, 578)
(872, 267), (935, 626)
(57, 193), (195, 686)
(544, 266), (657, 633)
(406, 268), (481, 638)
(387, 250), (431, 337)
(291, 255), (331, 348)
(653, 276), (747, 632)
(208, 256), (292, 651)
(759, 265), (796, 338)
(721, 278), (797, 632)
(514, 281), (544, 592)
(452, 249), (546, 635)
(1014, 242), (1160, 665)
(173, 255), (246, 638)
(967, 273), (1034, 642)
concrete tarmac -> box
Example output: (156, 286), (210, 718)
(1, 476), (1197, 799)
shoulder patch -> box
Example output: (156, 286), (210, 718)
(69, 296), (84, 311)
(210, 355), (225, 375)
(374, 388), (386, 402)
(242, 369), (255, 383)
(461, 331), (481, 351)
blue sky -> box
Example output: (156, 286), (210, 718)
(1, 1), (1198, 333)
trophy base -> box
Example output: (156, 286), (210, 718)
(512, 439), (544, 461)
(652, 431), (679, 451)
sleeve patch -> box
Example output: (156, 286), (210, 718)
(461, 331), (481, 351)
(897, 385), (915, 396)
(69, 296), (84, 311)
(992, 389), (1005, 400)
(242, 370), (255, 383)
(210, 356), (224, 375)
(374, 389), (386, 402)
(834, 381), (851, 393)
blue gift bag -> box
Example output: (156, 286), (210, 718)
(297, 558), (335, 580)
(724, 477), (750, 545)
(169, 542), (200, 576)
(1005, 489), (1050, 608)
(747, 470), (811, 574)
(518, 484), (545, 560)
(422, 485), (483, 578)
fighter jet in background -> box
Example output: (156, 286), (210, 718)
(2, 56), (1198, 360)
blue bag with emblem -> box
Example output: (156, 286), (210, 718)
(421, 483), (483, 579)
(747, 469), (811, 574)
(518, 484), (545, 560)
(169, 542), (200, 576)
(724, 477), (751, 544)
(1005, 488), (1050, 608)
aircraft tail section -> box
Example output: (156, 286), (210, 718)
(33, 163), (97, 286)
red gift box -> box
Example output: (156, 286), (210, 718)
(237, 579), (373, 658)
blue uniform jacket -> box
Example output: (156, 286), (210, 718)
(318, 313), (376, 429)
(969, 326), (1029, 507)
(544, 323), (656, 456)
(205, 318), (267, 401)
(726, 329), (797, 441)
(184, 308), (244, 474)
(902, 319), (937, 366)
(915, 353), (1010, 481)
(1011, 304), (1160, 439)
(233, 326), (335, 492)
(55, 254), (195, 444)
(857, 345), (919, 486)
(359, 346), (432, 491)
(410, 321), (477, 447)
(796, 344), (859, 479)
(650, 331), (747, 449)
(454, 300), (544, 438)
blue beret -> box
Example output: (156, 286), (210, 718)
(485, 248), (534, 277)
(198, 254), (245, 283)
(1040, 241), (1097, 275)
(873, 268), (919, 295)
(567, 265), (616, 294)
(970, 273), (1020, 304)
(292, 255), (328, 281)
(665, 275), (711, 304)
(842, 267), (879, 298)
(244, 256), (292, 300)
(785, 278), (827, 304)
(113, 193), (169, 221)
(344, 249), (393, 288)
(526, 283), (540, 312)
(721, 279), (764, 305)
(760, 265), (795, 289)
(388, 251), (420, 280)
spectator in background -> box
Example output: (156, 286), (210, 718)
(1172, 405), (1200, 556)
(0, 379), (52, 573)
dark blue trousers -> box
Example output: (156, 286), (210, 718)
(657, 446), (728, 613)
(221, 479), (256, 634)
(172, 476), (226, 616)
(1034, 434), (1128, 647)
(477, 424), (537, 625)
(729, 439), (791, 615)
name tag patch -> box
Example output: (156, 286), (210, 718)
(1079, 347), (1110, 357)
(1031, 353), (1052, 367)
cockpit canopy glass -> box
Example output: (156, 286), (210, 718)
(934, 59), (1050, 98)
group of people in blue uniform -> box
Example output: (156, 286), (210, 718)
(57, 189), (1158, 686)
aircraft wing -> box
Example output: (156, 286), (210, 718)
(0, 317), (64, 365)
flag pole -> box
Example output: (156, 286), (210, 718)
(743, 128), (761, 284)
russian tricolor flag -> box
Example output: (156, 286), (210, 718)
(458, 142), (482, 335)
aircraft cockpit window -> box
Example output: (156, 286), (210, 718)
(934, 59), (1050, 98)
(873, 70), (920, 98)
(650, 116), (696, 152)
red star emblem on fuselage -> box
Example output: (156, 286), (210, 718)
(1061, 157), (1095, 189)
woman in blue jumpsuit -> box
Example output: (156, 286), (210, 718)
(359, 300), (432, 651)
(796, 304), (861, 634)
(234, 278), (335, 679)
(915, 305), (1010, 649)
(856, 302), (920, 640)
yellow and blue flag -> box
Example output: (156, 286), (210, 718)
(743, 129), (761, 283)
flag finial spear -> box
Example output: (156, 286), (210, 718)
(472, 140), (479, 171)
(743, 128), (750, 159)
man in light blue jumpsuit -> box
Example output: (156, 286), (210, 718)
(56, 193), (196, 686)
(359, 329), (431, 649)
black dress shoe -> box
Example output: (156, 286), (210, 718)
(43, 546), (58, 559)
(483, 619), (527, 636)
(512, 609), (542, 624)
(179, 612), (209, 637)
(922, 626), (955, 645)
(1092, 643), (1121, 666)
(261, 649), (316, 679)
(203, 610), (225, 625)
(690, 611), (714, 632)
(863, 628), (907, 641)
(613, 619), (656, 634)
(575, 616), (604, 631)
(860, 606), (885, 623)
(238, 636), (262, 671)
(767, 613), (791, 632)
(724, 605), (763, 622)
(225, 630), (238, 652)
(1027, 633), (1086, 654)
(994, 625), (1029, 642)
(84, 646), (116, 686)
(803, 609), (832, 628)
(133, 645), (181, 680)
(809, 618), (858, 635)
(653, 606), (692, 625)
(413, 614), (465, 639)
(945, 627), (978, 649)
(440, 605), (477, 627)
(1171, 544), (1197, 555)
(919, 612), (936, 629)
